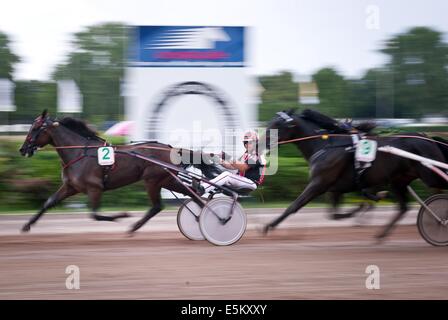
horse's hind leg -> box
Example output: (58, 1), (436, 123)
(22, 184), (78, 232)
(129, 183), (163, 233)
(328, 192), (342, 219)
(328, 192), (366, 220)
(375, 183), (409, 241)
(332, 203), (370, 220)
(88, 188), (130, 222)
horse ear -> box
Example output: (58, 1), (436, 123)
(41, 109), (48, 118)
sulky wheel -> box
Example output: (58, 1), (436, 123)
(199, 198), (247, 246)
(417, 194), (448, 246)
(177, 199), (205, 241)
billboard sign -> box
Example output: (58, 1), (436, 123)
(129, 26), (244, 67)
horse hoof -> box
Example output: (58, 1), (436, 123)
(126, 230), (135, 237)
(113, 213), (132, 221)
(261, 225), (271, 236)
(129, 221), (143, 233)
(374, 234), (386, 245)
(21, 224), (31, 233)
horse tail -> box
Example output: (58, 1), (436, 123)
(432, 136), (448, 163)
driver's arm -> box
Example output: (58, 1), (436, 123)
(221, 159), (250, 172)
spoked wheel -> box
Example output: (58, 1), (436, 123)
(177, 199), (205, 241)
(417, 194), (448, 246)
(199, 198), (247, 246)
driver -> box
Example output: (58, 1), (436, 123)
(202, 130), (266, 194)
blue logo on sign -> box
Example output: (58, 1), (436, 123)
(129, 26), (245, 67)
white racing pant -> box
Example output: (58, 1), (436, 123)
(203, 171), (257, 193)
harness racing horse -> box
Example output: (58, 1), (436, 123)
(262, 109), (448, 241)
(19, 110), (213, 234)
(299, 109), (387, 220)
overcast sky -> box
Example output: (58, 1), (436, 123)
(1, 0), (447, 81)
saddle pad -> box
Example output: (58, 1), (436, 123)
(355, 139), (377, 163)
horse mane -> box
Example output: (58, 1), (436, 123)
(300, 109), (349, 133)
(59, 117), (104, 141)
(299, 109), (376, 134)
(354, 122), (377, 133)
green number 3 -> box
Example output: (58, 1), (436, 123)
(362, 142), (371, 155)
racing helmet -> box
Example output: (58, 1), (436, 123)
(243, 130), (259, 143)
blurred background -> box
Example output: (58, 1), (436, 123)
(0, 0), (447, 212)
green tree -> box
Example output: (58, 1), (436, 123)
(349, 68), (395, 118)
(381, 27), (448, 118)
(0, 31), (20, 80)
(10, 81), (57, 123)
(53, 23), (128, 124)
(312, 67), (351, 117)
(258, 71), (299, 122)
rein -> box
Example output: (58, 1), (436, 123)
(53, 144), (173, 151)
(277, 133), (448, 148)
(47, 133), (448, 169)
(278, 133), (350, 145)
(52, 143), (174, 169)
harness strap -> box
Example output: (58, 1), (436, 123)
(278, 133), (448, 149)
(309, 149), (327, 163)
(62, 155), (87, 169)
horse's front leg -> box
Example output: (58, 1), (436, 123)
(375, 182), (409, 241)
(22, 184), (78, 232)
(263, 177), (330, 234)
(87, 188), (130, 222)
(128, 182), (163, 234)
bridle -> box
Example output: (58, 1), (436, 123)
(25, 116), (53, 152)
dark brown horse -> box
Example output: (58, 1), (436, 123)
(19, 110), (207, 234)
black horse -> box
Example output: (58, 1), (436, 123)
(299, 109), (386, 220)
(19, 110), (218, 234)
(262, 109), (448, 240)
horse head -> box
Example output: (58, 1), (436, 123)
(264, 108), (299, 150)
(20, 110), (59, 157)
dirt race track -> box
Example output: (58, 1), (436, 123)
(0, 208), (447, 300)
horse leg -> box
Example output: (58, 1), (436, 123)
(333, 203), (369, 220)
(375, 183), (408, 241)
(328, 192), (364, 220)
(332, 189), (388, 222)
(22, 184), (78, 232)
(129, 183), (163, 234)
(263, 179), (329, 234)
(88, 188), (130, 222)
(328, 192), (342, 219)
